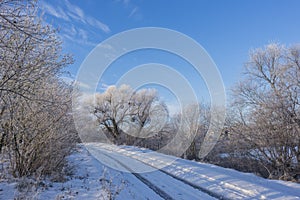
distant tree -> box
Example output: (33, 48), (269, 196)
(172, 103), (201, 159)
(91, 85), (167, 144)
(170, 103), (218, 160)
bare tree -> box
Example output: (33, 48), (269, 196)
(90, 85), (167, 145)
(169, 103), (218, 160)
(231, 43), (300, 181)
(0, 0), (77, 178)
(172, 104), (201, 159)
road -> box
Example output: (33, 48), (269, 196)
(85, 143), (300, 200)
(87, 144), (218, 200)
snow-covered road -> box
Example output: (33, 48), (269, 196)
(86, 143), (300, 200)
(87, 144), (217, 200)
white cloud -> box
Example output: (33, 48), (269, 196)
(42, 1), (69, 21)
(64, 0), (110, 33)
(129, 7), (138, 18)
(86, 16), (110, 33)
(41, 0), (110, 34)
(65, 0), (85, 19)
(78, 29), (88, 41)
(66, 11), (82, 22)
(115, 0), (142, 20)
(99, 83), (111, 91)
(40, 0), (111, 47)
(69, 25), (77, 36)
(61, 32), (98, 47)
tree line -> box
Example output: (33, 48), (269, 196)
(81, 44), (300, 182)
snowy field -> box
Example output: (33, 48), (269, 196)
(1, 143), (300, 199)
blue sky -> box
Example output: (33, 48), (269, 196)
(40, 0), (300, 108)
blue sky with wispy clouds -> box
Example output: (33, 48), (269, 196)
(39, 0), (300, 110)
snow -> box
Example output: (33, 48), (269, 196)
(86, 144), (216, 199)
(1, 143), (300, 199)
(0, 181), (16, 199)
(0, 146), (163, 200)
(89, 143), (300, 200)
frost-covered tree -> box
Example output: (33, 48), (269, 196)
(91, 85), (167, 144)
(0, 0), (77, 178)
(172, 104), (201, 159)
(232, 43), (300, 181)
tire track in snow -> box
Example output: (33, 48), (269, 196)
(90, 145), (225, 200)
(127, 152), (256, 199)
(97, 144), (252, 200)
(97, 150), (174, 200)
